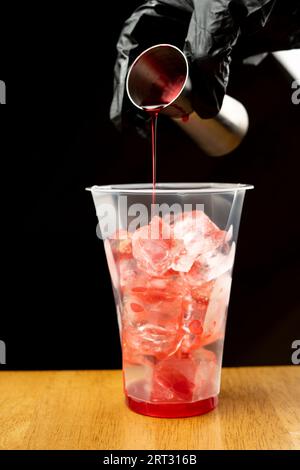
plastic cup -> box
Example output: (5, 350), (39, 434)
(88, 183), (253, 418)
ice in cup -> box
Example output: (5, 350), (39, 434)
(89, 183), (253, 418)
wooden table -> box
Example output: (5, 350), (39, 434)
(0, 367), (299, 450)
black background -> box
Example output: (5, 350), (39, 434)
(1, 1), (300, 370)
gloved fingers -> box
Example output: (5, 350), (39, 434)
(233, 0), (300, 59)
(184, 0), (276, 118)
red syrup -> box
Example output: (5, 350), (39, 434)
(151, 112), (158, 204)
(142, 102), (189, 204)
(170, 102), (190, 122)
(142, 105), (165, 204)
(140, 73), (188, 203)
(126, 393), (218, 419)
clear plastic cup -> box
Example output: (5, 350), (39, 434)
(88, 183), (253, 418)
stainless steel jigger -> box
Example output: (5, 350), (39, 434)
(126, 44), (249, 156)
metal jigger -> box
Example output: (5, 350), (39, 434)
(126, 44), (249, 156)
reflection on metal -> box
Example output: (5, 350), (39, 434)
(273, 50), (300, 80)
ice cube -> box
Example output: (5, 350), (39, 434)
(184, 242), (235, 285)
(122, 322), (183, 360)
(151, 355), (197, 402)
(132, 216), (182, 276)
(121, 274), (186, 360)
(171, 211), (227, 273)
(201, 272), (232, 346)
(197, 242), (236, 282)
(110, 229), (132, 259)
(180, 281), (214, 353)
(124, 363), (153, 402)
(193, 348), (219, 400)
(117, 258), (143, 292)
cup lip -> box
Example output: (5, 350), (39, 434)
(86, 183), (254, 194)
(126, 43), (189, 111)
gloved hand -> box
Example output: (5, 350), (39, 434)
(110, 0), (300, 132)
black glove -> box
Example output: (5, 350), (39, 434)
(110, 0), (300, 132)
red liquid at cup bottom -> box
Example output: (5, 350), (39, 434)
(126, 389), (218, 419)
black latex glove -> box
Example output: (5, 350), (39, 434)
(110, 0), (300, 132)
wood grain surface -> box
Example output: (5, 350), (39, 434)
(0, 367), (299, 450)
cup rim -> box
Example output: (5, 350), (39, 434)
(86, 183), (254, 194)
